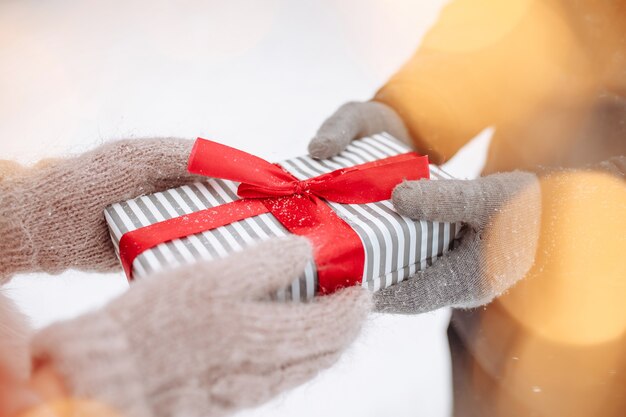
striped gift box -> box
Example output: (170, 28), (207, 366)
(104, 133), (460, 300)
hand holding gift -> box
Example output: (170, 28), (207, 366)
(0, 140), (371, 417)
(376, 171), (542, 313)
(371, 158), (625, 315)
(307, 105), (543, 312)
(0, 138), (201, 279)
(308, 108), (624, 316)
(29, 238), (370, 417)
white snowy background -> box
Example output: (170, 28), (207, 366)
(0, 1), (492, 416)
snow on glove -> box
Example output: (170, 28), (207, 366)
(0, 138), (202, 280)
(31, 237), (372, 417)
(308, 101), (411, 159)
(375, 171), (542, 314)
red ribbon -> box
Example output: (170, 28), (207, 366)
(119, 138), (430, 294)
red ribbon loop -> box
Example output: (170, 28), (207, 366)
(120, 137), (430, 294)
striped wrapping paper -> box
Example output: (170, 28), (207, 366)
(104, 133), (461, 300)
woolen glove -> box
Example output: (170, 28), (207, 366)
(0, 138), (201, 280)
(374, 171), (542, 314)
(31, 237), (372, 417)
(308, 101), (411, 159)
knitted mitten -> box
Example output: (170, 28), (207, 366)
(0, 138), (201, 280)
(374, 171), (542, 313)
(308, 101), (410, 159)
(375, 157), (626, 314)
(31, 237), (372, 417)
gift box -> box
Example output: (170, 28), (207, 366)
(104, 133), (460, 300)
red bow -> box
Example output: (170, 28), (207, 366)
(119, 138), (430, 294)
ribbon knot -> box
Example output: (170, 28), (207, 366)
(293, 180), (311, 195)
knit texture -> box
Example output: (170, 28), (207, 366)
(0, 138), (201, 282)
(32, 237), (372, 417)
(308, 101), (411, 159)
(374, 171), (542, 313)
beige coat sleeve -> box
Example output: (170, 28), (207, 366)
(375, 0), (593, 164)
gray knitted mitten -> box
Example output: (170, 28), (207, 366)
(308, 101), (410, 159)
(0, 138), (201, 280)
(32, 237), (372, 417)
(374, 172), (542, 314)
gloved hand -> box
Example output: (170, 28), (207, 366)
(28, 237), (371, 417)
(374, 171), (542, 314)
(308, 101), (410, 159)
(0, 138), (201, 280)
